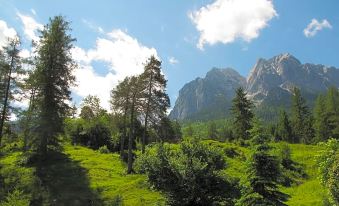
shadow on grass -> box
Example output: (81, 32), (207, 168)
(30, 151), (102, 206)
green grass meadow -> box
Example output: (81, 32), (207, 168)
(0, 141), (327, 205)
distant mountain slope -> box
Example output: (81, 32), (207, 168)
(247, 53), (339, 107)
(169, 68), (246, 120)
(169, 54), (339, 121)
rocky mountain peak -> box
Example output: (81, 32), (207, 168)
(169, 67), (245, 120)
(170, 54), (339, 120)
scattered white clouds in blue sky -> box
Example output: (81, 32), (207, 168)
(30, 8), (36, 16)
(16, 11), (43, 42)
(168, 56), (179, 65)
(0, 0), (338, 110)
(71, 29), (158, 110)
(0, 20), (17, 47)
(82, 19), (104, 34)
(189, 0), (277, 50)
(303, 19), (332, 38)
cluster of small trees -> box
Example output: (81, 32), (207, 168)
(110, 56), (173, 173)
(208, 86), (339, 145)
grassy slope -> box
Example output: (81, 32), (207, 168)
(0, 145), (164, 206)
(64, 145), (165, 205)
(0, 142), (326, 205)
(281, 144), (327, 206)
(204, 140), (327, 206)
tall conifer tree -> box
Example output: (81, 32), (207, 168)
(231, 87), (254, 140)
(140, 56), (170, 153)
(35, 16), (76, 156)
(275, 110), (293, 142)
(290, 87), (314, 143)
(0, 38), (24, 145)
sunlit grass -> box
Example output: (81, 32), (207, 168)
(64, 145), (165, 205)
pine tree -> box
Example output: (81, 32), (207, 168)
(237, 119), (289, 205)
(324, 87), (339, 139)
(231, 87), (254, 140)
(0, 38), (24, 145)
(111, 77), (132, 158)
(275, 110), (293, 142)
(290, 87), (314, 143)
(111, 76), (143, 173)
(126, 76), (143, 173)
(139, 56), (170, 153)
(35, 16), (76, 156)
(21, 69), (39, 151)
(81, 95), (103, 118)
(314, 94), (331, 142)
(207, 121), (218, 139)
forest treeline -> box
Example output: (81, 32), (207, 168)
(0, 16), (338, 205)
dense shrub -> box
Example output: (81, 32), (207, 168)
(0, 189), (30, 206)
(317, 139), (339, 205)
(135, 138), (240, 205)
(64, 117), (113, 150)
(98, 145), (110, 154)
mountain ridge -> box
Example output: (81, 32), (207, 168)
(169, 53), (339, 121)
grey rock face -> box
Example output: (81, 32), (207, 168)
(169, 68), (246, 120)
(246, 53), (339, 106)
(170, 54), (339, 120)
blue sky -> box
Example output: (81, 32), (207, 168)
(0, 0), (338, 110)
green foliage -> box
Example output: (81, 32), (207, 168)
(139, 56), (170, 152)
(275, 110), (293, 142)
(65, 145), (165, 205)
(108, 195), (124, 206)
(237, 131), (289, 206)
(64, 117), (113, 150)
(0, 189), (29, 206)
(0, 38), (25, 145)
(207, 121), (218, 139)
(98, 145), (110, 154)
(181, 118), (234, 141)
(136, 138), (240, 205)
(317, 138), (339, 205)
(290, 87), (314, 143)
(155, 117), (180, 142)
(80, 95), (106, 120)
(231, 87), (254, 140)
(34, 16), (76, 155)
(314, 87), (339, 142)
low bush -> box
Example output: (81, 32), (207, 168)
(135, 138), (240, 205)
(98, 145), (110, 154)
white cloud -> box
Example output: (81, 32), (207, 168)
(303, 19), (332, 38)
(16, 12), (43, 42)
(189, 0), (277, 49)
(19, 48), (31, 58)
(31, 9), (36, 16)
(168, 56), (179, 65)
(87, 29), (158, 77)
(82, 19), (104, 34)
(0, 20), (17, 47)
(72, 65), (118, 110)
(72, 29), (158, 110)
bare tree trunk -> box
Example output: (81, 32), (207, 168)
(127, 95), (136, 174)
(120, 106), (128, 158)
